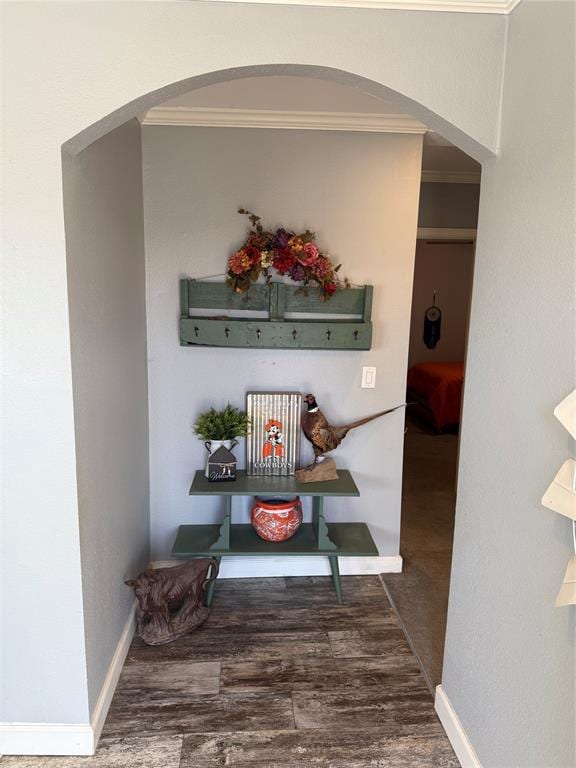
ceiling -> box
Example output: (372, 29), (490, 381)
(147, 76), (481, 176)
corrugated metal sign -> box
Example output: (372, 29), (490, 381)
(246, 392), (302, 476)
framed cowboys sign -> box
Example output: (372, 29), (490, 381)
(246, 392), (302, 476)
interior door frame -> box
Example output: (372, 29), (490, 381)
(415, 227), (477, 492)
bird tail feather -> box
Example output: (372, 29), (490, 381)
(342, 403), (407, 432)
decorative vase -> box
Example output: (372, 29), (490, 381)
(251, 497), (303, 542)
(204, 439), (238, 478)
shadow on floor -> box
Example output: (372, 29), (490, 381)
(382, 415), (458, 692)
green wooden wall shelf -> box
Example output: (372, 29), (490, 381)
(179, 279), (373, 350)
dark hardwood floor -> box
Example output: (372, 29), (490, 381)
(3, 576), (458, 767)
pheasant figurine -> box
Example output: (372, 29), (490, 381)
(296, 393), (406, 482)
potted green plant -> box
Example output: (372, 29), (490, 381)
(193, 404), (250, 477)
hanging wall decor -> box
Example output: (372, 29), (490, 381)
(227, 208), (348, 299)
(246, 392), (302, 476)
(179, 279), (373, 350)
(423, 291), (442, 349)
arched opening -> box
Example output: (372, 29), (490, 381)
(62, 64), (495, 163)
(61, 64), (486, 755)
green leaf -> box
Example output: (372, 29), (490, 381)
(193, 403), (250, 441)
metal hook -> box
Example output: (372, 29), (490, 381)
(225, 328), (230, 338)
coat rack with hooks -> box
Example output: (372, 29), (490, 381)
(179, 279), (373, 350)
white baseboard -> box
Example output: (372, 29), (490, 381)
(0, 604), (136, 756)
(0, 723), (94, 756)
(435, 685), (482, 768)
(151, 555), (402, 578)
(90, 602), (136, 746)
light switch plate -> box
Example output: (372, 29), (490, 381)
(361, 366), (376, 389)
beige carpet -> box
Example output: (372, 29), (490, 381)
(382, 415), (458, 692)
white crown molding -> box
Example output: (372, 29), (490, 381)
(421, 170), (481, 184)
(143, 106), (427, 134)
(192, 0), (521, 13)
(435, 685), (483, 768)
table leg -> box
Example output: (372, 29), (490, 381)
(206, 556), (221, 607)
(210, 497), (231, 550)
(312, 496), (337, 550)
(329, 555), (343, 604)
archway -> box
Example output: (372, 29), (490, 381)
(61, 63), (487, 753)
(4, 4), (573, 763)
(62, 64), (495, 163)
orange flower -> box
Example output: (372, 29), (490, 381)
(228, 249), (252, 275)
(288, 236), (304, 253)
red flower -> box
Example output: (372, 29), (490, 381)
(324, 282), (337, 296)
(273, 248), (297, 274)
(311, 255), (332, 279)
(245, 245), (261, 265)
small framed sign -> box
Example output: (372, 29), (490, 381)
(246, 392), (302, 476)
(207, 445), (237, 482)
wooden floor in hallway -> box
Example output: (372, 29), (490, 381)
(382, 415), (458, 691)
(3, 576), (459, 768)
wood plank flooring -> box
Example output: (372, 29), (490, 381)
(1, 575), (459, 768)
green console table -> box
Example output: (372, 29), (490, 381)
(171, 469), (378, 605)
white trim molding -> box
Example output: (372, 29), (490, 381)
(421, 170), (481, 184)
(435, 685), (483, 768)
(417, 227), (477, 240)
(0, 605), (136, 756)
(0, 723), (94, 757)
(90, 603), (136, 747)
(143, 107), (427, 134)
(195, 0), (521, 12)
(151, 555), (402, 578)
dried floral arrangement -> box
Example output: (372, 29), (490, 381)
(227, 209), (349, 300)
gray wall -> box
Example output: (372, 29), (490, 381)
(63, 120), (150, 714)
(143, 125), (422, 563)
(418, 182), (480, 229)
(442, 2), (575, 767)
(408, 240), (474, 367)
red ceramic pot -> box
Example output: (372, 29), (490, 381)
(251, 497), (303, 542)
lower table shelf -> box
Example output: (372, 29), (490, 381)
(172, 522), (378, 605)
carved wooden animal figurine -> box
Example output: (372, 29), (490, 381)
(125, 558), (219, 645)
